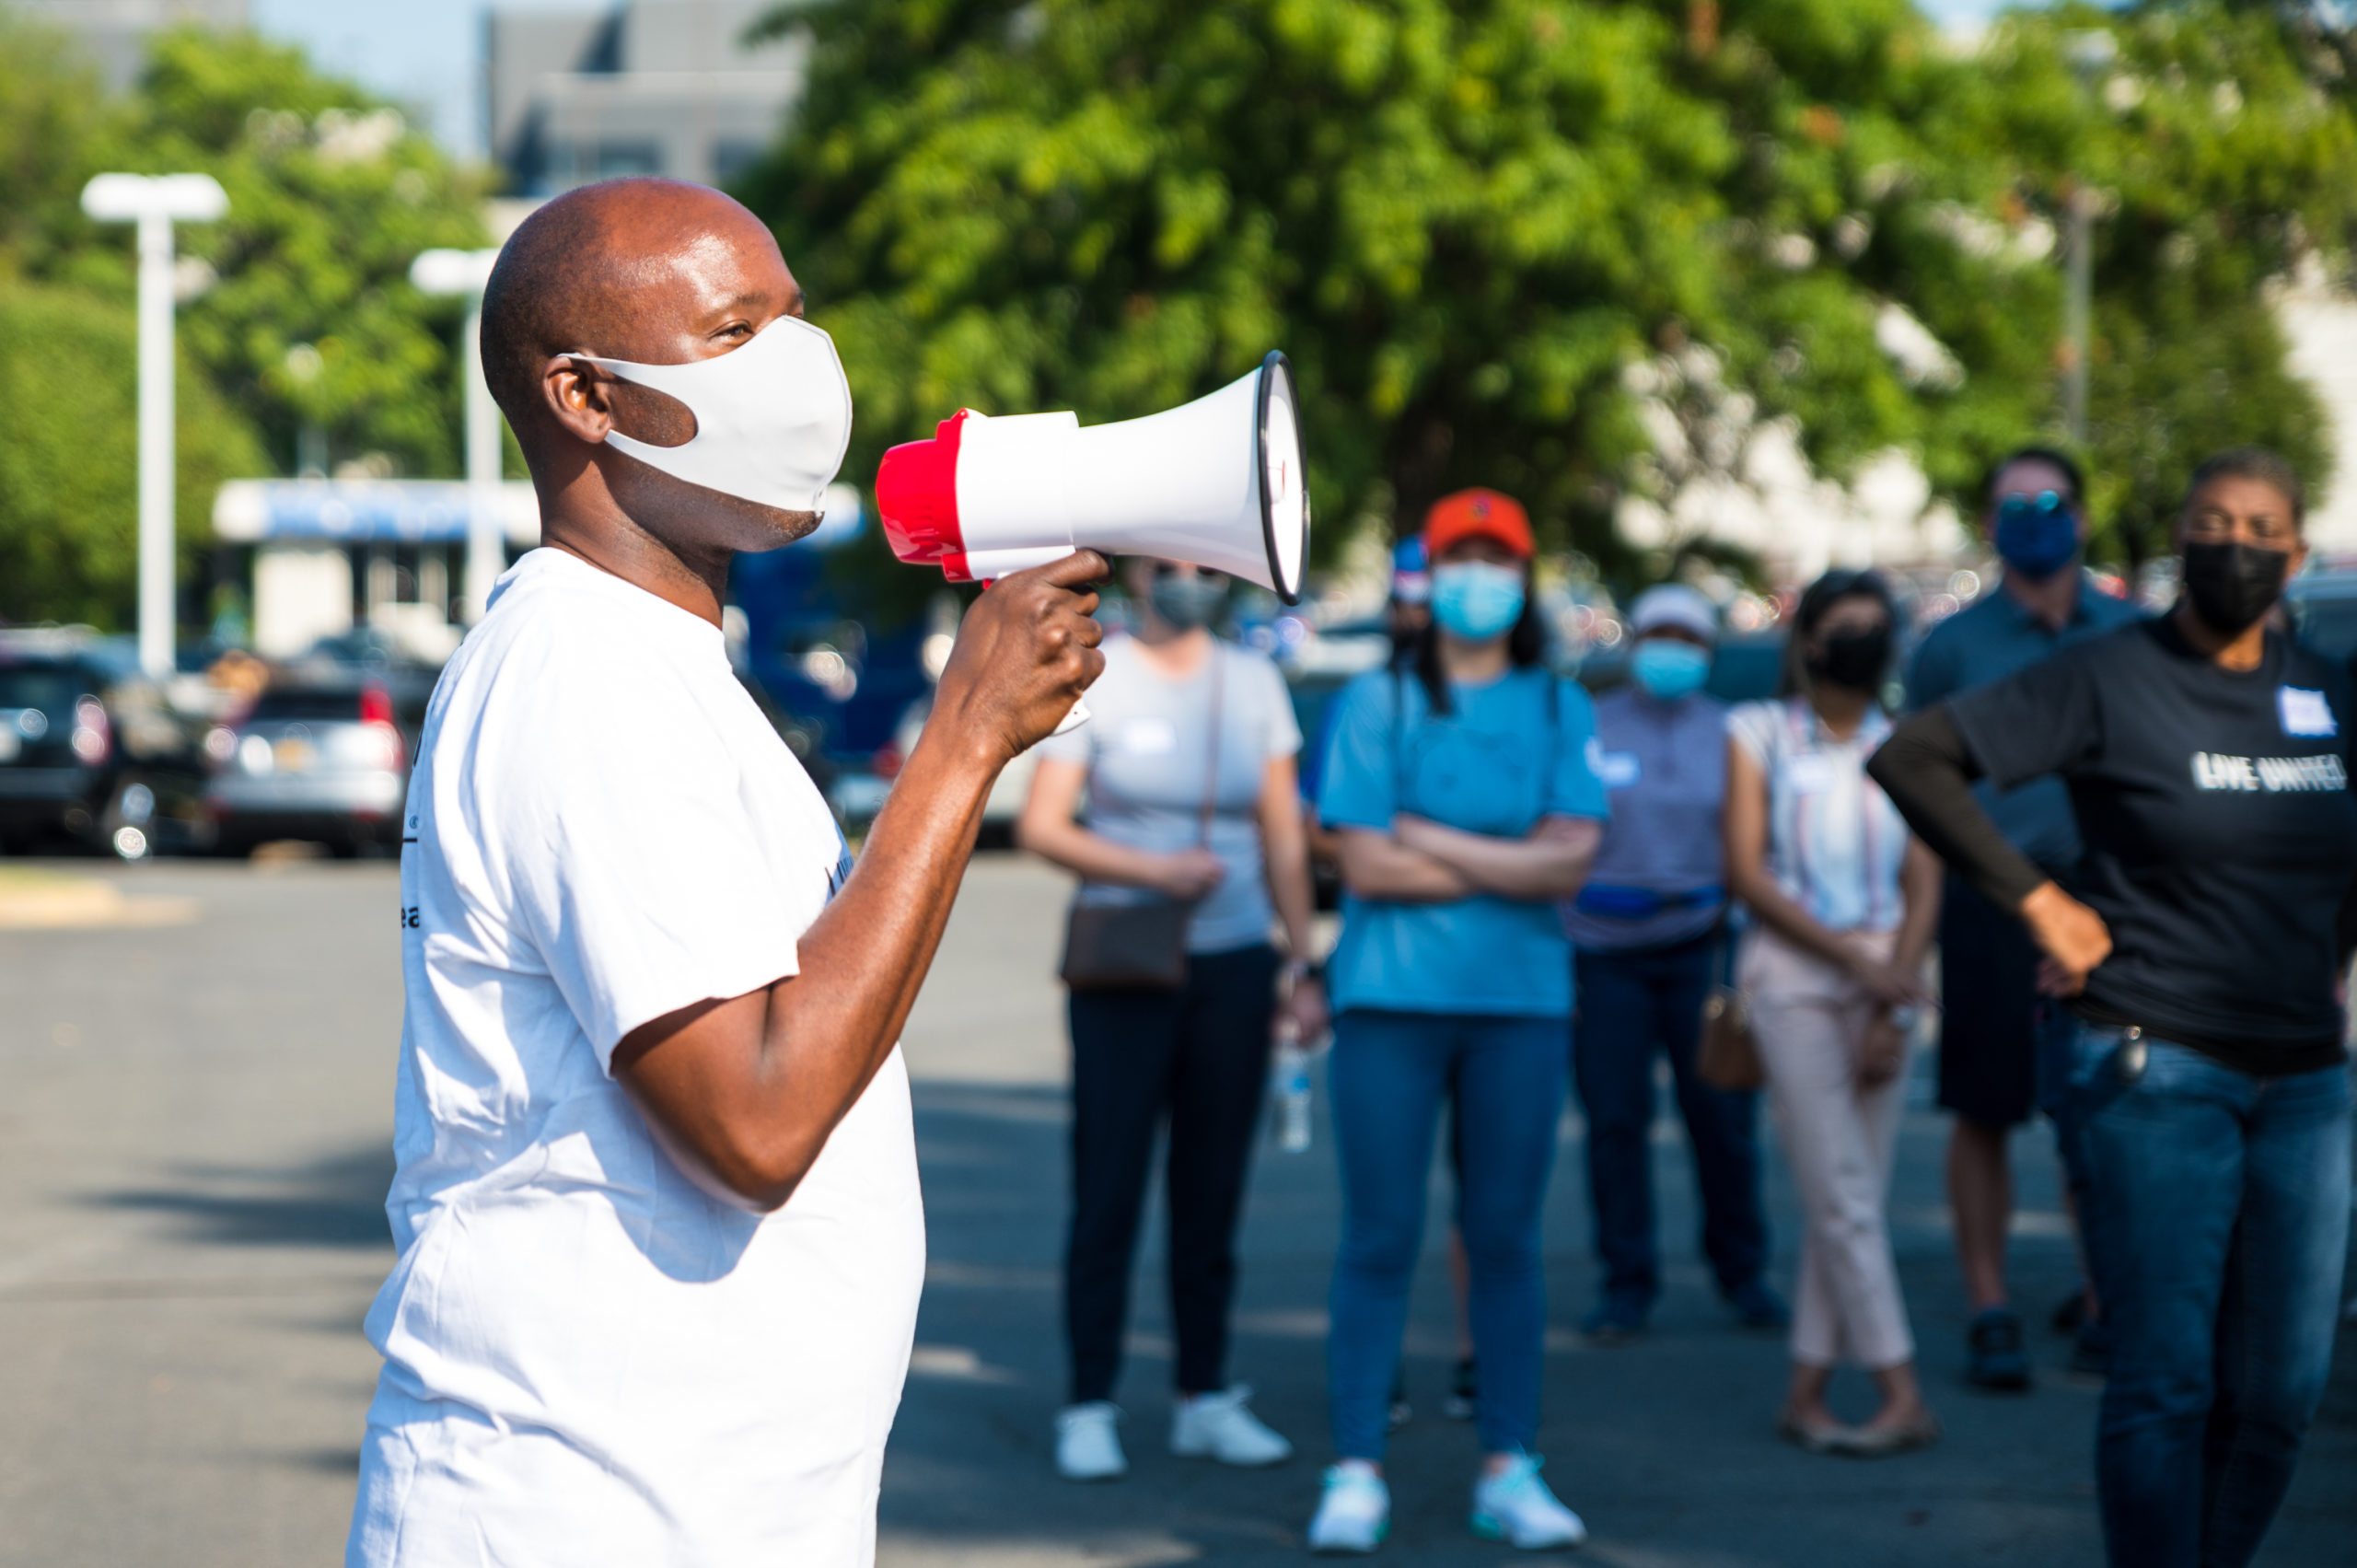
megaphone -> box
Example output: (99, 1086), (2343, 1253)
(875, 350), (1308, 604)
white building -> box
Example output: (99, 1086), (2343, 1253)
(485, 0), (809, 194)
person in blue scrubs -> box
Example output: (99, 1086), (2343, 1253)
(1305, 490), (1608, 1554)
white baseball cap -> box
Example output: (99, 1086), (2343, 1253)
(1629, 584), (1718, 643)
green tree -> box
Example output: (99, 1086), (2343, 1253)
(0, 280), (266, 628)
(46, 27), (495, 482)
(1981, 3), (2347, 563)
(745, 0), (2357, 587)
(737, 0), (1892, 579)
(0, 12), (495, 629)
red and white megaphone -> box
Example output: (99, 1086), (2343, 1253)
(875, 350), (1308, 604)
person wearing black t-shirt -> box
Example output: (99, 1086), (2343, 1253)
(1870, 448), (2355, 1568)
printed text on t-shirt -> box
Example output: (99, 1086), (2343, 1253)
(2189, 751), (2349, 792)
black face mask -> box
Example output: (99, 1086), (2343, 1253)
(2180, 540), (2291, 635)
(1807, 626), (1891, 691)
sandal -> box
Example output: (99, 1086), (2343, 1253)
(1777, 1411), (1857, 1455)
(1836, 1411), (1943, 1458)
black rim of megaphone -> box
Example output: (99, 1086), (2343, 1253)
(1254, 349), (1306, 607)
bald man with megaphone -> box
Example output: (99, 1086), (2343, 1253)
(345, 178), (1110, 1567)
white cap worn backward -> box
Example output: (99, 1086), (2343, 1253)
(1629, 584), (1719, 643)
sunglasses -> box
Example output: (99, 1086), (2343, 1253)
(1995, 490), (2076, 525)
(1148, 562), (1222, 582)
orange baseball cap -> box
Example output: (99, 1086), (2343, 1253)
(1422, 488), (1534, 561)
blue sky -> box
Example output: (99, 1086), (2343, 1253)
(254, 0), (2030, 161)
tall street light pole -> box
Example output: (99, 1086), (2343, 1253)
(2061, 29), (2118, 449)
(410, 248), (505, 624)
(81, 173), (230, 679)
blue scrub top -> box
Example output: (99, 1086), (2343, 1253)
(1318, 665), (1608, 1019)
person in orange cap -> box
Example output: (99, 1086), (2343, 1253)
(1306, 488), (1609, 1551)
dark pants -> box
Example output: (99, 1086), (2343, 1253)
(2069, 1028), (2351, 1568)
(1937, 876), (2043, 1127)
(1064, 943), (1281, 1404)
(1571, 934), (1769, 1307)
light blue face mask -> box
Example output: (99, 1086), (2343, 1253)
(1630, 638), (1711, 700)
(1431, 562), (1526, 640)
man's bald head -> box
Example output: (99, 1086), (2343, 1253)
(479, 178), (799, 437)
(480, 177), (819, 573)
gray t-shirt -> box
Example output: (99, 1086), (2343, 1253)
(1036, 634), (1302, 953)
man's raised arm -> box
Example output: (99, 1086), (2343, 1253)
(612, 551), (1108, 1209)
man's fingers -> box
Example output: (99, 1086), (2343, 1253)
(1027, 549), (1113, 589)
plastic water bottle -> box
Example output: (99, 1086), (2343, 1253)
(1272, 1044), (1313, 1154)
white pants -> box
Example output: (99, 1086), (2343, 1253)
(1741, 927), (1915, 1371)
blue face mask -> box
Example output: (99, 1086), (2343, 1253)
(1630, 638), (1711, 700)
(1993, 490), (2081, 579)
(1430, 562), (1527, 641)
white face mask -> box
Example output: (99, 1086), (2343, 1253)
(572, 314), (853, 516)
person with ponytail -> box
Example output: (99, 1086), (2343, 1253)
(1871, 449), (2356, 1568)
(1306, 490), (1607, 1553)
(1723, 569), (1945, 1458)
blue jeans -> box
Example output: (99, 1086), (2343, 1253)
(2069, 1028), (2351, 1568)
(1328, 1009), (1567, 1461)
(1571, 934), (1768, 1307)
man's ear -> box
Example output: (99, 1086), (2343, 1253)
(542, 355), (613, 446)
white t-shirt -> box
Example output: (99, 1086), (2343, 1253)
(347, 549), (925, 1568)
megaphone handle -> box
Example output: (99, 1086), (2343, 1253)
(973, 575), (1093, 735)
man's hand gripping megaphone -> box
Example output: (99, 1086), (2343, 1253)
(877, 351), (1310, 731)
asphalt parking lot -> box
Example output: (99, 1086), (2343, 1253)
(0, 853), (2350, 1565)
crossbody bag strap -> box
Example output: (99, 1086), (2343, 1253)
(1195, 643), (1225, 849)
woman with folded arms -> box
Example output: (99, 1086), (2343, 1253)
(1306, 490), (1606, 1553)
(1724, 568), (1944, 1458)
(1871, 448), (2354, 1568)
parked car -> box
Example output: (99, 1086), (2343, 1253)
(203, 677), (430, 857)
(0, 633), (209, 859)
(2286, 563), (2357, 663)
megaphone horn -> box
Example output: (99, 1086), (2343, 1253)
(877, 350), (1309, 605)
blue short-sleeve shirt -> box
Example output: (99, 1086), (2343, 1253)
(1318, 666), (1608, 1018)
(1905, 575), (2144, 873)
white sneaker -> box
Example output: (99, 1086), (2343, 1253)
(1054, 1402), (1127, 1481)
(1170, 1384), (1294, 1467)
(1469, 1454), (1587, 1550)
(1307, 1462), (1389, 1553)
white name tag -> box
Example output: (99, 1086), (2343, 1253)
(1120, 717), (1178, 756)
(1782, 753), (1836, 795)
(1588, 741), (1641, 790)
(2279, 685), (2338, 738)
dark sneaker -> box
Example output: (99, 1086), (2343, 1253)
(2067, 1318), (2110, 1381)
(1726, 1278), (1792, 1331)
(1580, 1295), (1651, 1343)
(1441, 1356), (1477, 1422)
(1387, 1365), (1411, 1430)
(2050, 1289), (2092, 1335)
(1966, 1308), (2032, 1391)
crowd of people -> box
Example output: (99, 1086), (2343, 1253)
(355, 176), (2341, 1568)
(1019, 446), (2354, 1565)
